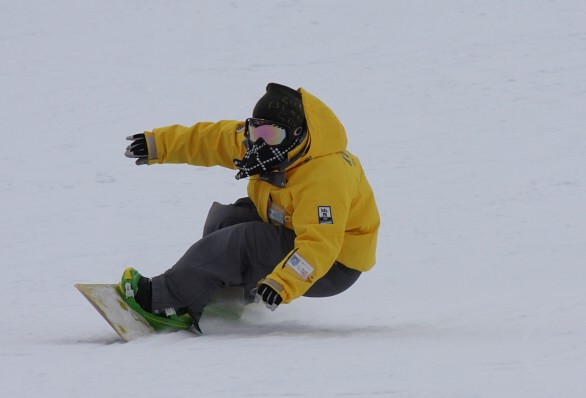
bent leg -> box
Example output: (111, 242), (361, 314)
(152, 221), (295, 322)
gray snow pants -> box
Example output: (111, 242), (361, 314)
(151, 198), (361, 321)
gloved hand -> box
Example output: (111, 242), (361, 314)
(254, 280), (284, 311)
(125, 133), (149, 165)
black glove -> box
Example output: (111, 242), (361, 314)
(254, 282), (283, 311)
(125, 133), (149, 165)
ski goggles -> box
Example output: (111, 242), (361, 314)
(245, 118), (290, 146)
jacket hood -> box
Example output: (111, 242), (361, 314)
(299, 88), (348, 158)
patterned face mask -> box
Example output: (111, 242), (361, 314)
(234, 134), (304, 180)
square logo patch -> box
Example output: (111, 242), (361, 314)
(318, 206), (334, 224)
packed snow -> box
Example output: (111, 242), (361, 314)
(1, 1), (585, 397)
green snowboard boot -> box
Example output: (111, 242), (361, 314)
(119, 267), (195, 332)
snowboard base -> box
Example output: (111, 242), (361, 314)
(76, 283), (245, 341)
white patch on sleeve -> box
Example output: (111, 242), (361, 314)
(285, 252), (315, 281)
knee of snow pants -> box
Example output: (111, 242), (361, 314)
(202, 197), (261, 237)
(304, 262), (362, 298)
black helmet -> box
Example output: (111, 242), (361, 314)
(252, 83), (306, 135)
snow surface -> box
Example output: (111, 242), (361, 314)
(2, 0), (585, 397)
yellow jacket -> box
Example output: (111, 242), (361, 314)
(144, 88), (380, 303)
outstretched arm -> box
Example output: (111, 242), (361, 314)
(125, 120), (246, 169)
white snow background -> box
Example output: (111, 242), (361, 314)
(1, 1), (585, 397)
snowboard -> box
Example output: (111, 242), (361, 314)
(75, 283), (245, 341)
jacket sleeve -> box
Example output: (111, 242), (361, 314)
(265, 155), (357, 303)
(144, 120), (246, 168)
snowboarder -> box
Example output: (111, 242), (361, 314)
(122, 83), (380, 334)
